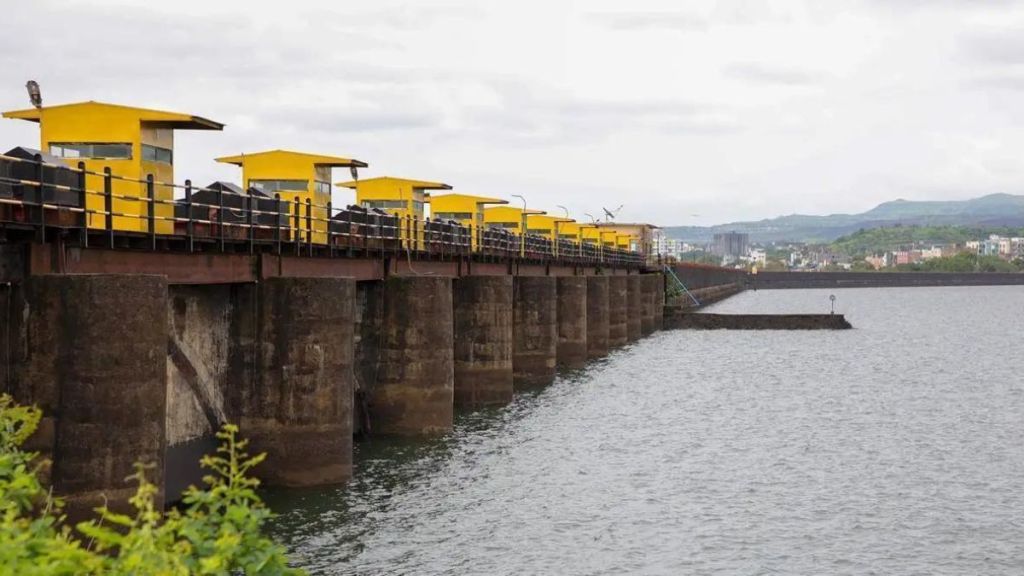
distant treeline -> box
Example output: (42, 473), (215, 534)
(830, 225), (1024, 256)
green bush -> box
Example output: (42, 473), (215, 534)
(0, 395), (304, 575)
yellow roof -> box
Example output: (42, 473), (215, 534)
(216, 149), (367, 168)
(426, 193), (508, 205)
(335, 176), (450, 190)
(2, 100), (224, 130)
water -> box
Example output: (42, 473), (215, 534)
(265, 286), (1024, 575)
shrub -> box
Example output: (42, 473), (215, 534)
(0, 395), (304, 575)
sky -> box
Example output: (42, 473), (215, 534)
(2, 0), (1024, 226)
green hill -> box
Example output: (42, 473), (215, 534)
(662, 193), (1024, 243)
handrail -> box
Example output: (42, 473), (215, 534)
(0, 153), (647, 267)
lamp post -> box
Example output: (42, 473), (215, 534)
(555, 205), (570, 259)
(512, 194), (526, 258)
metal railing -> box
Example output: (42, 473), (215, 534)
(0, 152), (644, 267)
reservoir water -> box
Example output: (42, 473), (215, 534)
(266, 286), (1024, 575)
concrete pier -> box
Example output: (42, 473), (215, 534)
(586, 276), (609, 359)
(653, 274), (666, 332)
(370, 276), (454, 435)
(626, 275), (642, 342)
(555, 277), (588, 370)
(640, 275), (656, 336)
(513, 276), (557, 388)
(453, 276), (514, 408)
(16, 275), (169, 518)
(236, 277), (355, 487)
(607, 276), (629, 348)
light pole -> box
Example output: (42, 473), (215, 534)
(512, 194), (526, 258)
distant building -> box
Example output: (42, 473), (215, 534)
(712, 231), (748, 257)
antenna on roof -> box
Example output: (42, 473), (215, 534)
(350, 166), (359, 181)
(25, 81), (42, 109)
(602, 204), (623, 221)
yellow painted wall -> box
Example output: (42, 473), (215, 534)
(429, 194), (505, 250)
(34, 104), (172, 233)
(484, 206), (533, 233)
(219, 152), (336, 243)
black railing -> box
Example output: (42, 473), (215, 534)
(0, 152), (645, 267)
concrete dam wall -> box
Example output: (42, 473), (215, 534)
(0, 268), (733, 520)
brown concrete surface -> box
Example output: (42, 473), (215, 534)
(626, 275), (642, 342)
(555, 276), (587, 370)
(453, 276), (514, 408)
(513, 276), (557, 388)
(586, 276), (609, 359)
(607, 276), (628, 348)
(15, 274), (168, 520)
(370, 276), (454, 435)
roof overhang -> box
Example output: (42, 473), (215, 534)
(216, 150), (368, 168)
(3, 101), (225, 131)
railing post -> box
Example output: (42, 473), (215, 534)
(184, 179), (194, 253)
(146, 174), (155, 250)
(293, 197), (300, 255)
(343, 208), (352, 257)
(247, 193), (255, 254)
(327, 200), (334, 257)
(274, 193), (282, 255)
(217, 182), (225, 252)
(77, 161), (87, 247)
(34, 154), (45, 243)
(104, 167), (114, 248)
(305, 198), (312, 256)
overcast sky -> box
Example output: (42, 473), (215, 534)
(2, 0), (1024, 226)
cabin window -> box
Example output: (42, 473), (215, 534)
(433, 212), (474, 221)
(315, 181), (331, 195)
(361, 200), (407, 210)
(141, 144), (173, 165)
(49, 142), (132, 160)
(249, 180), (308, 193)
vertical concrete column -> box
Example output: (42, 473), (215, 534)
(607, 275), (629, 348)
(626, 275), (642, 342)
(453, 276), (513, 408)
(555, 276), (587, 370)
(640, 275), (656, 336)
(371, 276), (454, 435)
(16, 275), (168, 519)
(238, 277), (355, 487)
(654, 273), (666, 331)
(586, 276), (609, 360)
(513, 276), (557, 388)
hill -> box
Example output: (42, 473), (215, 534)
(662, 193), (1024, 243)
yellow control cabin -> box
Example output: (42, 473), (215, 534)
(594, 223), (657, 255)
(215, 150), (367, 243)
(525, 213), (575, 256)
(336, 177), (451, 249)
(2, 101), (223, 233)
(427, 193), (507, 249)
(483, 206), (545, 234)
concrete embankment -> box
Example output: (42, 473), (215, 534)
(665, 312), (852, 330)
(749, 271), (1024, 289)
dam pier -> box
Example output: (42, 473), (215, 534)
(0, 236), (749, 519)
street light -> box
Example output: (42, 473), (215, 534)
(554, 205), (570, 259)
(512, 194), (526, 258)
(557, 205), (569, 218)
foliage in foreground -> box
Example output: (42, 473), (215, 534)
(0, 395), (303, 575)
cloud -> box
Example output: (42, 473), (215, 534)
(584, 11), (707, 32)
(960, 29), (1024, 65)
(724, 62), (825, 86)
